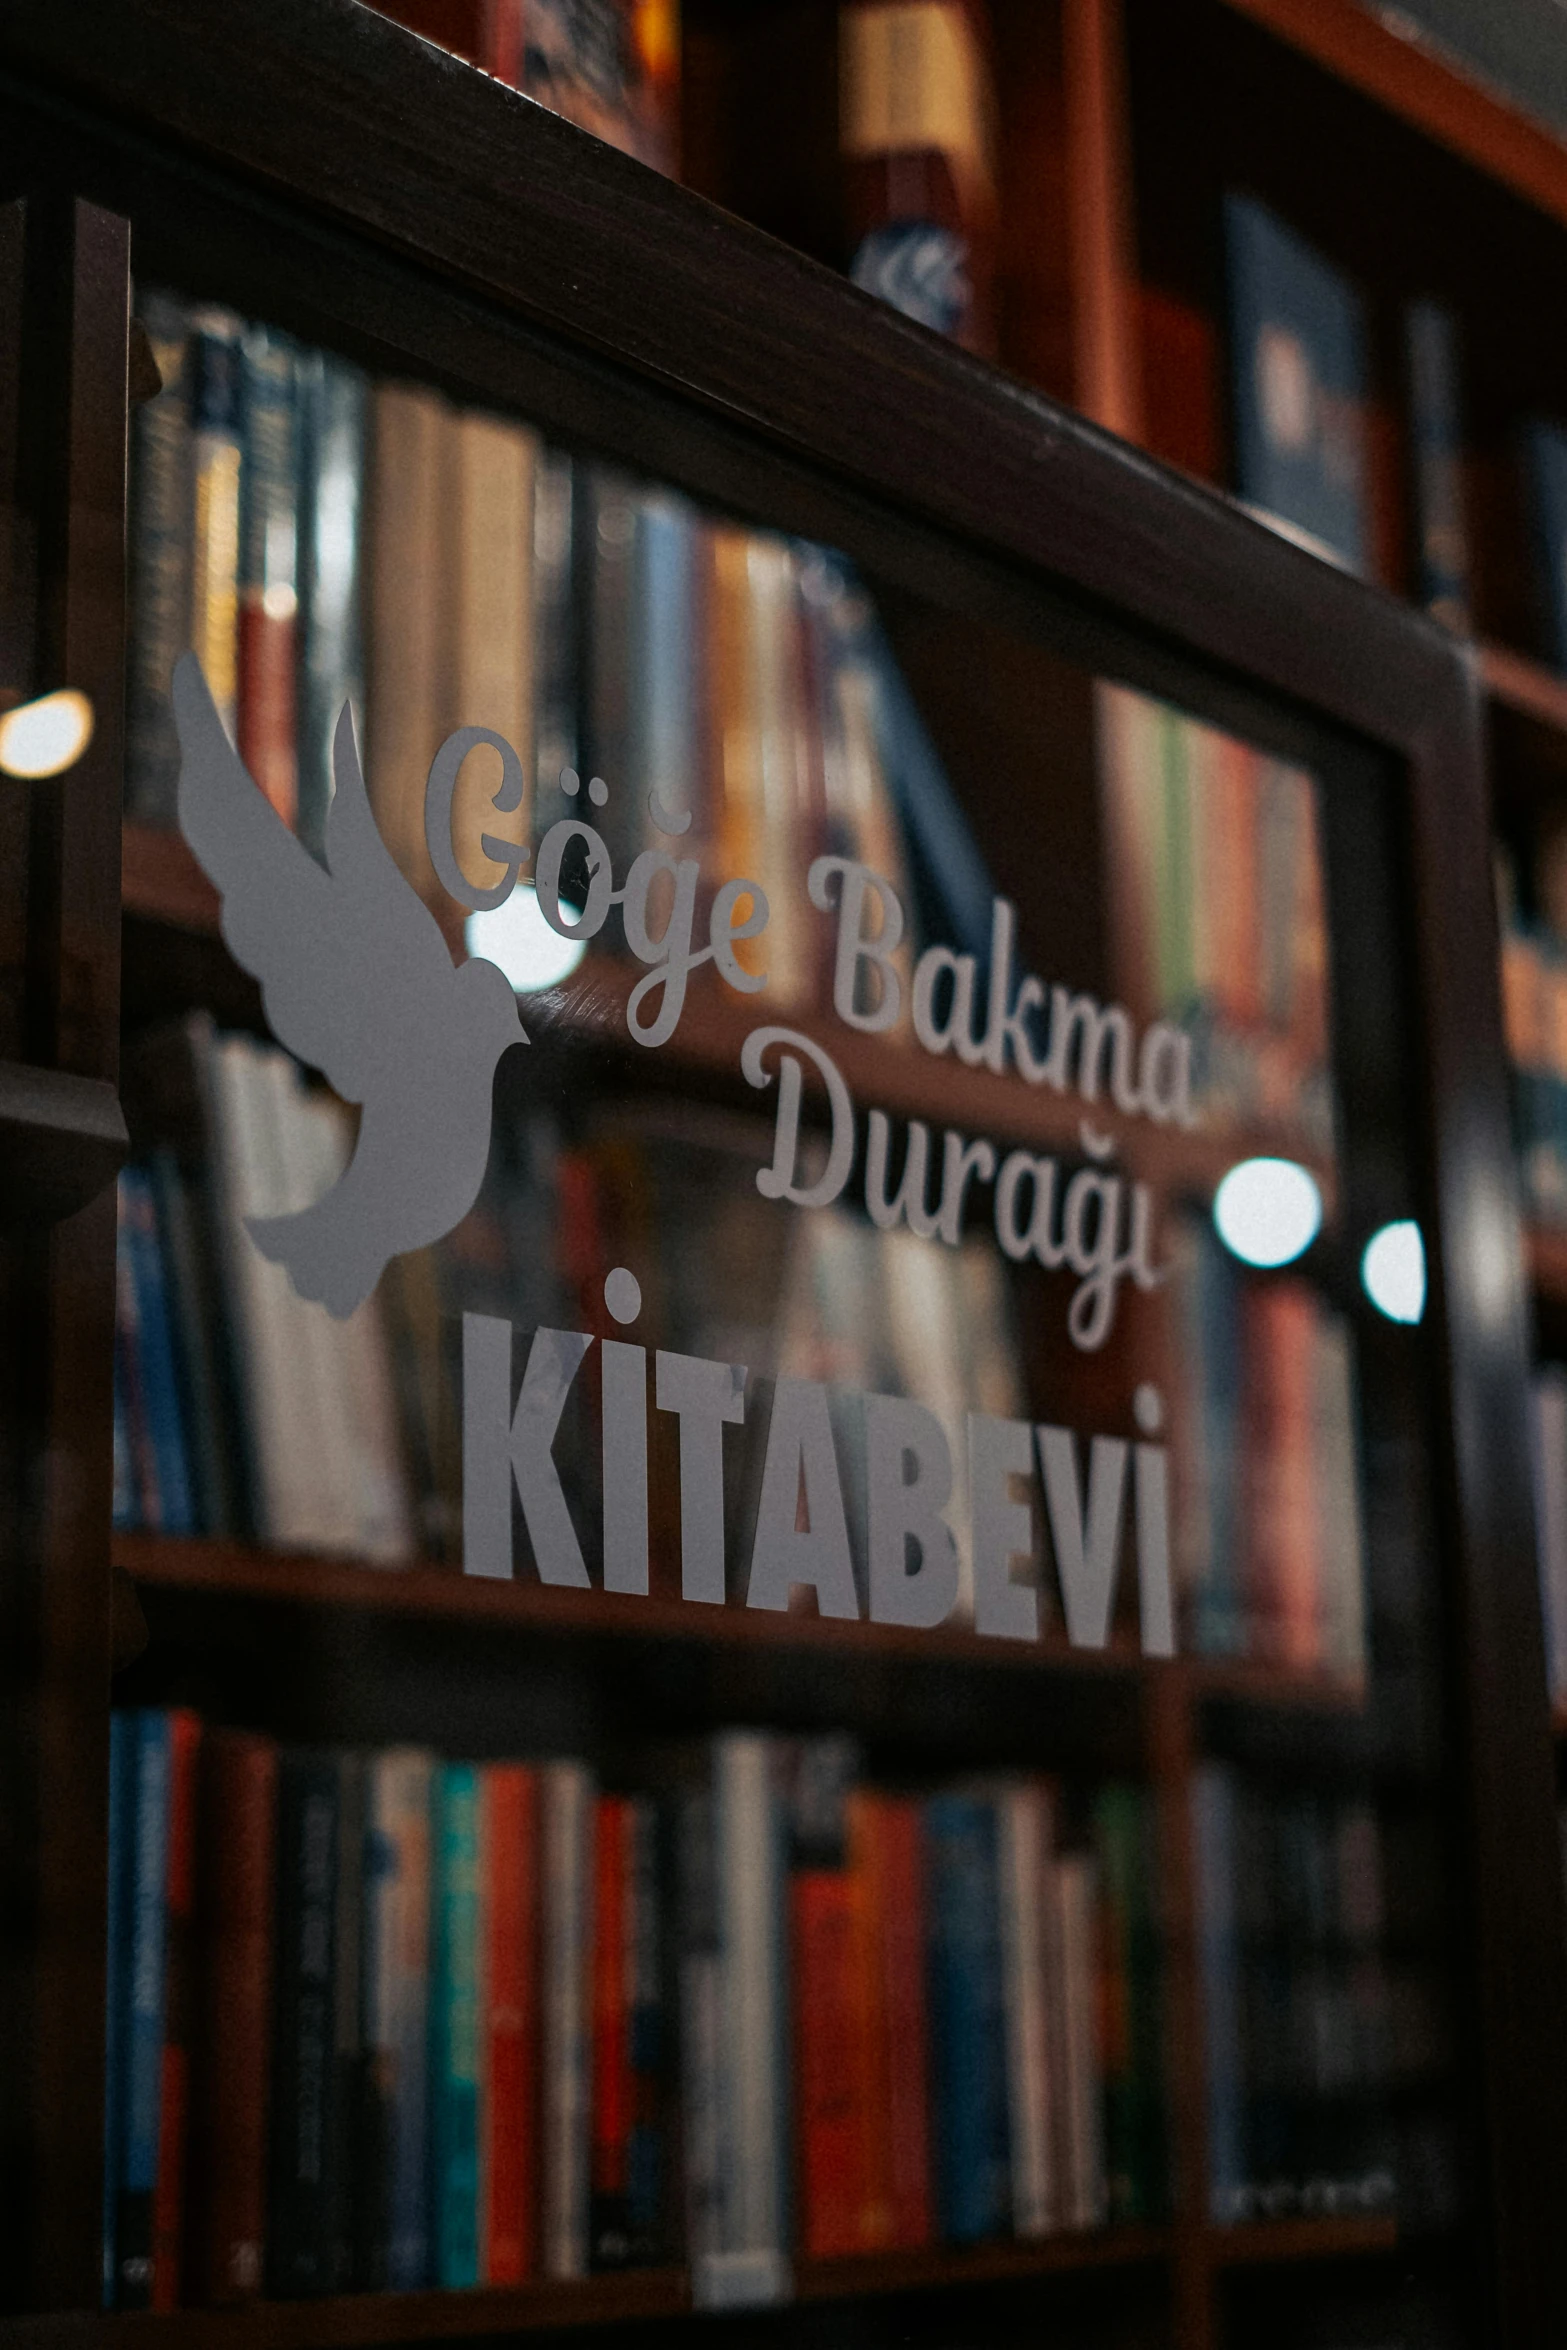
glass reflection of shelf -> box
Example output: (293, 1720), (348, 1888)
(116, 1534), (1365, 1709)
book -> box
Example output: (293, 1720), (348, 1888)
(1533, 1365), (1567, 1704)
(269, 1754), (344, 2295)
(1224, 194), (1368, 576)
(118, 1167), (196, 1537)
(236, 324), (300, 827)
(840, 0), (998, 355)
(1405, 299), (1471, 631)
(152, 1711), (203, 2310)
(789, 1739), (866, 2260)
(330, 1754), (368, 2291)
(1093, 1785), (1165, 2224)
(996, 1778), (1058, 2238)
(431, 1763), (483, 2286)
(103, 1715), (134, 2305)
(1525, 417), (1567, 673)
(591, 1794), (634, 2266)
(1054, 1850), (1106, 2230)
(846, 1790), (931, 2251)
(480, 1762), (539, 2283)
(295, 351), (368, 863)
(148, 1148), (239, 1539)
(188, 310), (245, 741)
(115, 1711), (174, 2307)
(924, 1790), (1008, 2244)
(125, 290), (195, 824)
(677, 1788), (725, 2284)
(710, 1731), (790, 2304)
(363, 1748), (434, 2288)
(366, 382), (451, 897)
(541, 1759), (595, 2280)
(187, 1731), (278, 2304)
(448, 408), (538, 898)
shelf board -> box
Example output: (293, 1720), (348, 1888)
(122, 824), (1331, 1186)
(1479, 643), (1567, 740)
(116, 1532), (1367, 1710)
(1221, 0), (1567, 237)
(0, 2232), (1174, 2347)
(1205, 2211), (1397, 2265)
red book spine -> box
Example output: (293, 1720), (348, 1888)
(591, 1797), (631, 2209)
(1241, 1280), (1324, 1665)
(792, 1867), (866, 2260)
(152, 1710), (202, 2310)
(483, 1764), (538, 2284)
(236, 603), (298, 829)
(877, 1799), (933, 2250)
(187, 1730), (278, 2306)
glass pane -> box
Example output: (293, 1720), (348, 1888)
(109, 282), (1457, 2343)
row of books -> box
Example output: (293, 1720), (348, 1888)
(1499, 919), (1567, 1226)
(1167, 1217), (1367, 1677)
(1193, 1764), (1394, 2226)
(125, 291), (992, 1003)
(1097, 682), (1334, 1158)
(103, 1708), (1162, 2309)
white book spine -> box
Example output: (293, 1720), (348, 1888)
(998, 1782), (1057, 2237)
(704, 1731), (790, 2309)
(541, 1761), (594, 2279)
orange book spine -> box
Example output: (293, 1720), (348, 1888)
(151, 1709), (202, 2311)
(1241, 1280), (1324, 1665)
(792, 1867), (867, 2259)
(483, 1764), (538, 2284)
(236, 604), (298, 828)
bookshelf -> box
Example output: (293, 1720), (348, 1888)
(2, 3), (1565, 2349)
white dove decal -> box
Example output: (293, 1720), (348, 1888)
(172, 652), (529, 1319)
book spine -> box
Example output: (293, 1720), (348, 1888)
(1093, 1786), (1165, 2223)
(268, 1754), (342, 2296)
(115, 1176), (158, 1531)
(875, 1797), (932, 2250)
(711, 1731), (790, 2304)
(791, 1862), (864, 2258)
(148, 1148), (235, 1539)
(121, 1165), (196, 1537)
(1406, 298), (1471, 631)
(236, 324), (300, 827)
(996, 1782), (1055, 2239)
(125, 290), (195, 824)
(678, 1790), (725, 2292)
(189, 1730), (278, 2305)
(294, 352), (367, 863)
(925, 1792), (1008, 2245)
(432, 1763), (483, 2288)
(1193, 1765), (1245, 2221)
(591, 1795), (633, 2268)
(1055, 1853), (1106, 2230)
(541, 1760), (594, 2280)
(330, 1754), (367, 2292)
(364, 1749), (433, 2289)
(188, 311), (244, 740)
(103, 1714), (134, 2306)
(625, 1797), (664, 2265)
(152, 1711), (203, 2310)
(117, 1711), (173, 2308)
(481, 1763), (538, 2284)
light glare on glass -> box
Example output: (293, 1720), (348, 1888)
(1362, 1219), (1426, 1324)
(1213, 1155), (1323, 1268)
(0, 688), (94, 778)
(466, 882), (586, 993)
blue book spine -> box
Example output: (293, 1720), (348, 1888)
(120, 1166), (195, 1536)
(925, 1793), (1009, 2245)
(116, 1711), (172, 2308)
(1224, 193), (1368, 576)
(1525, 417), (1567, 674)
(102, 1714), (134, 2306)
(432, 1764), (482, 2286)
(1192, 1765), (1246, 2222)
(1405, 299), (1470, 631)
(295, 352), (367, 864)
(268, 1753), (342, 2295)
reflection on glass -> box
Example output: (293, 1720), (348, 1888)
(1212, 1155), (1323, 1269)
(1361, 1218), (1426, 1324)
(466, 884), (587, 994)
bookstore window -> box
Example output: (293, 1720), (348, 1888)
(100, 278), (1460, 2331)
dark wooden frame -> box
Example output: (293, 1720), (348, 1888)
(1, 0), (1565, 2341)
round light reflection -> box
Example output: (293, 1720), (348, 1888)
(1213, 1156), (1323, 1269)
(1362, 1219), (1425, 1325)
(0, 688), (94, 779)
(466, 882), (586, 993)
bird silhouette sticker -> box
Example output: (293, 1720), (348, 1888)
(172, 651), (529, 1318)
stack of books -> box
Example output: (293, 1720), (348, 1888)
(102, 1709), (1164, 2310)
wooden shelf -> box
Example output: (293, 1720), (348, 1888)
(122, 821), (1331, 1188)
(115, 1531), (1367, 1711)
(0, 2231), (1174, 2347)
(1205, 2211), (1397, 2266)
(1479, 644), (1567, 740)
(1222, 0), (1567, 236)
